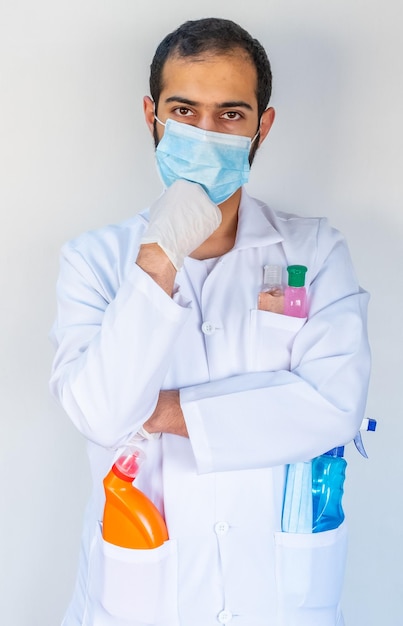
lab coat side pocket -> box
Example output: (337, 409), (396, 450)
(88, 522), (179, 625)
(249, 309), (306, 372)
(274, 522), (347, 626)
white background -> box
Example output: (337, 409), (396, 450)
(0, 1), (401, 625)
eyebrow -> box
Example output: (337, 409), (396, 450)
(164, 96), (254, 111)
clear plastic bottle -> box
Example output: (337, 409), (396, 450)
(102, 445), (169, 549)
(312, 447), (346, 532)
(257, 264), (284, 313)
(284, 265), (308, 318)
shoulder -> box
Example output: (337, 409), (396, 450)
(60, 211), (149, 266)
(243, 191), (351, 286)
(245, 190), (343, 246)
(56, 212), (150, 297)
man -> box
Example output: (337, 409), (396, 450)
(50, 17), (370, 626)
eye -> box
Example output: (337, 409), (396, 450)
(173, 107), (194, 117)
(221, 111), (242, 121)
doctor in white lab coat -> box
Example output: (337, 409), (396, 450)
(49, 17), (371, 626)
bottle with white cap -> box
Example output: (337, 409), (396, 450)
(258, 264), (284, 313)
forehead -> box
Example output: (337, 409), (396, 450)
(159, 51), (258, 108)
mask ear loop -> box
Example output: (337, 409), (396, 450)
(154, 113), (166, 128)
(251, 123), (261, 145)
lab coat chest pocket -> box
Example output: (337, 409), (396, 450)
(274, 523), (347, 626)
(87, 522), (179, 625)
(249, 309), (306, 371)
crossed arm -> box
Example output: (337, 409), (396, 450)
(136, 242), (188, 438)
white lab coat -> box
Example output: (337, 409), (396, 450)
(49, 189), (370, 626)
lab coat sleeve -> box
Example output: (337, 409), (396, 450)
(181, 219), (371, 474)
(49, 233), (191, 448)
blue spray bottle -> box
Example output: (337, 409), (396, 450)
(282, 418), (377, 533)
(311, 446), (347, 532)
(312, 418), (376, 532)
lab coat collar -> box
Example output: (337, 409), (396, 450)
(233, 188), (284, 250)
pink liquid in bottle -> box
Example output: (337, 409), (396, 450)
(284, 265), (308, 318)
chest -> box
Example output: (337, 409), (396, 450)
(162, 246), (306, 388)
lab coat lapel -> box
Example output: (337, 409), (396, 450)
(234, 189), (284, 250)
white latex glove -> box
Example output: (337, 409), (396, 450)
(141, 180), (222, 270)
(131, 425), (161, 441)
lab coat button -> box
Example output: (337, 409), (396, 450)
(201, 321), (216, 335)
(217, 609), (233, 623)
(214, 521), (229, 535)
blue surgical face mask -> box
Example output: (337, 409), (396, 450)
(154, 117), (259, 205)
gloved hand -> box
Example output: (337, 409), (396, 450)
(140, 180), (222, 270)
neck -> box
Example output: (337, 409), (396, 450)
(190, 188), (241, 260)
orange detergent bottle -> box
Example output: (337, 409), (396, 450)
(102, 445), (168, 549)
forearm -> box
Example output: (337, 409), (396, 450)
(143, 390), (189, 438)
(181, 290), (371, 474)
(136, 243), (176, 296)
(50, 250), (190, 447)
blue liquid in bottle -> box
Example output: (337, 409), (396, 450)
(312, 446), (346, 533)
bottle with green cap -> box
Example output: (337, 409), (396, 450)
(284, 265), (308, 318)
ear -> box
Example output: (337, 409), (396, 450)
(258, 107), (275, 146)
(143, 96), (155, 135)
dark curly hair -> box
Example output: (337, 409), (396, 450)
(149, 18), (272, 119)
